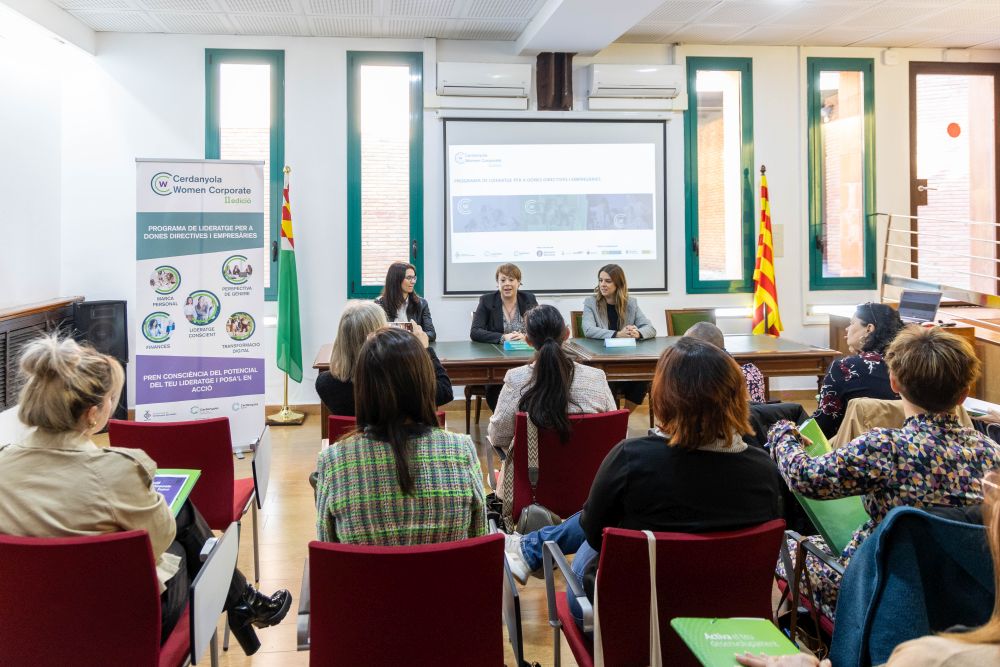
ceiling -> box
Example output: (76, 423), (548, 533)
(44, 0), (1000, 50)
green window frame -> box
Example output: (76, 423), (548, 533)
(346, 51), (424, 299)
(684, 56), (755, 294)
(205, 48), (285, 302)
(807, 57), (876, 291)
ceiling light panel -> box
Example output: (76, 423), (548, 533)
(138, 0), (214, 10)
(381, 17), (448, 36)
(307, 0), (373, 14)
(642, 1), (714, 24)
(68, 10), (158, 30)
(232, 14), (302, 33)
(766, 4), (865, 27)
(309, 15), (375, 34)
(152, 11), (231, 31)
(699, 1), (790, 25)
(670, 23), (750, 43)
(54, 0), (133, 9)
(450, 19), (525, 39)
(222, 0), (295, 12)
(388, 0), (455, 17)
(464, 0), (539, 19)
(838, 5), (926, 29)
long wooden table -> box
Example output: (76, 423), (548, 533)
(312, 335), (839, 437)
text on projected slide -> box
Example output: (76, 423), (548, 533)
(449, 144), (657, 263)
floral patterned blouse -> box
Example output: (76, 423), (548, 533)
(812, 352), (898, 438)
(768, 413), (1000, 561)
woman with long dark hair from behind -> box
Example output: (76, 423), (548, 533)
(488, 305), (617, 505)
(375, 261), (437, 341)
(315, 327), (485, 544)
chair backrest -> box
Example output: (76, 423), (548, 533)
(595, 520), (786, 666)
(665, 308), (717, 336)
(0, 530), (167, 666)
(308, 533), (505, 666)
(570, 310), (584, 338)
(510, 410), (629, 521)
(108, 418), (235, 529)
(327, 412), (447, 444)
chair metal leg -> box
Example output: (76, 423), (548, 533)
(464, 386), (473, 433)
(252, 500), (260, 583)
(210, 628), (219, 667)
(553, 626), (561, 667)
(223, 623), (230, 652)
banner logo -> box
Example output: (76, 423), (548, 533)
(151, 172), (173, 196)
(141, 312), (175, 343)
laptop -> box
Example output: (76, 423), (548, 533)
(897, 289), (942, 324)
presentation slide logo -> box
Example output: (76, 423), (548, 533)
(142, 312), (175, 343)
(223, 255), (253, 285)
(151, 172), (173, 196)
(150, 265), (181, 294)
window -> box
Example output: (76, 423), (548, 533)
(684, 57), (755, 294)
(205, 49), (284, 301)
(808, 58), (876, 290)
(347, 51), (423, 299)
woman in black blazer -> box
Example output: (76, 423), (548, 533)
(374, 261), (436, 341)
(470, 263), (538, 409)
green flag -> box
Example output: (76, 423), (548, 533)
(276, 171), (303, 382)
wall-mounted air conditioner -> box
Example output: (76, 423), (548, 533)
(588, 64), (683, 99)
(436, 62), (532, 98)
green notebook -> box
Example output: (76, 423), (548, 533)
(792, 419), (870, 554)
(670, 617), (800, 666)
(153, 469), (201, 517)
(502, 339), (533, 351)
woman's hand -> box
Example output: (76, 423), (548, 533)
(505, 332), (526, 342)
(618, 326), (640, 339)
(409, 321), (429, 348)
(735, 652), (830, 667)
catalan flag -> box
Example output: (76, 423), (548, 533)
(276, 168), (303, 382)
(752, 167), (783, 336)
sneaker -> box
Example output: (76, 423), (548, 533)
(504, 532), (531, 585)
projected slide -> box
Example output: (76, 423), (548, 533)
(448, 144), (657, 263)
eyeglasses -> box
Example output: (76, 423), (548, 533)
(404, 275), (418, 282)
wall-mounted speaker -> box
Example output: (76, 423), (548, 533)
(74, 300), (128, 423)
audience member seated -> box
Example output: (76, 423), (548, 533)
(738, 472), (1000, 667)
(470, 262), (538, 410)
(582, 263), (656, 407)
(0, 336), (290, 655)
(683, 321), (766, 402)
(505, 337), (784, 626)
(767, 327), (1000, 622)
(813, 302), (904, 438)
(315, 300), (452, 416)
(488, 304), (616, 502)
(374, 261), (436, 341)
(315, 327), (485, 544)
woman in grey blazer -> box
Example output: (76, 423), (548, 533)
(581, 264), (656, 405)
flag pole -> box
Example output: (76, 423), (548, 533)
(267, 165), (305, 426)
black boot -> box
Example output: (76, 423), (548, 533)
(227, 585), (292, 655)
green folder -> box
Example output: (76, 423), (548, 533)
(670, 617), (800, 666)
(792, 419), (870, 554)
(153, 469), (201, 517)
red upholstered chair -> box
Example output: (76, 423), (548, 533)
(107, 418), (259, 582)
(543, 520), (786, 667)
(327, 411), (447, 443)
(308, 533), (505, 665)
(0, 530), (191, 666)
(508, 410), (629, 522)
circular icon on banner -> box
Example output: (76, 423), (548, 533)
(151, 172), (173, 196)
(225, 312), (256, 341)
(947, 122), (961, 138)
(142, 312), (175, 343)
(149, 265), (180, 294)
(185, 290), (220, 326)
(222, 255), (254, 285)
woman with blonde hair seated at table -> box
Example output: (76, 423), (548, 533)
(315, 300), (452, 417)
(315, 327), (486, 545)
(0, 336), (290, 655)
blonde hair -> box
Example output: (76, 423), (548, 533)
(329, 301), (387, 382)
(885, 327), (980, 413)
(18, 335), (124, 433)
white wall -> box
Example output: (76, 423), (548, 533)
(50, 32), (1000, 406)
(0, 19), (65, 308)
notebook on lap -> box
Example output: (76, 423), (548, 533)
(670, 617), (800, 666)
(793, 420), (870, 554)
(154, 469), (201, 517)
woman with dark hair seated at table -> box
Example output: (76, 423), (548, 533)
(374, 261), (436, 341)
(470, 263), (538, 410)
(812, 302), (904, 438)
(505, 337), (784, 632)
(0, 336), (290, 655)
(315, 327), (486, 545)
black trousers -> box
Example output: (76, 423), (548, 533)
(610, 380), (649, 406)
(160, 500), (249, 643)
